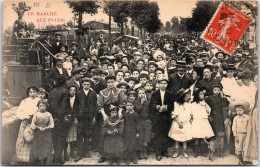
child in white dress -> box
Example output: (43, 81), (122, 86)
(191, 88), (215, 157)
(63, 57), (72, 77)
(168, 89), (192, 158)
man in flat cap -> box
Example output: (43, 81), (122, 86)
(48, 75), (69, 165)
(51, 33), (64, 55)
(91, 68), (107, 94)
(46, 56), (69, 90)
(75, 77), (97, 161)
(168, 61), (193, 100)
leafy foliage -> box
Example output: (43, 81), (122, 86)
(103, 1), (162, 35)
(66, 1), (100, 16)
(66, 0), (101, 32)
(141, 2), (162, 34)
(103, 1), (131, 35)
(187, 1), (219, 32)
(165, 21), (171, 32)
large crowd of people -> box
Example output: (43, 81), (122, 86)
(14, 32), (258, 165)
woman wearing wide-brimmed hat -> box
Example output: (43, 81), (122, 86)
(243, 90), (258, 164)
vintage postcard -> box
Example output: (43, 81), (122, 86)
(2, 0), (258, 165)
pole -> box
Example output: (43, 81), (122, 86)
(109, 6), (112, 48)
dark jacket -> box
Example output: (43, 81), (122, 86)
(69, 50), (79, 58)
(196, 78), (221, 96)
(205, 94), (230, 134)
(92, 79), (107, 94)
(167, 73), (193, 99)
(78, 89), (97, 120)
(52, 42), (63, 55)
(48, 84), (68, 120)
(67, 77), (82, 90)
(62, 93), (81, 121)
(46, 67), (69, 89)
(149, 90), (174, 134)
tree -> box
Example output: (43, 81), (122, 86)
(128, 1), (149, 36)
(171, 17), (181, 33)
(179, 17), (189, 32)
(187, 1), (219, 32)
(104, 1), (131, 36)
(66, 20), (74, 28)
(104, 1), (161, 37)
(165, 21), (171, 32)
(144, 15), (161, 34)
(27, 22), (35, 31)
(159, 23), (165, 33)
(103, 1), (116, 46)
(142, 2), (162, 34)
(66, 1), (100, 38)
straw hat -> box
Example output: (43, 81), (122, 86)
(116, 81), (130, 89)
(177, 88), (190, 99)
(229, 100), (250, 113)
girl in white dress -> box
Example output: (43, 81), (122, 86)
(168, 89), (192, 158)
(191, 88), (215, 157)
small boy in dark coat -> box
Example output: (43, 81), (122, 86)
(135, 88), (152, 159)
(205, 83), (230, 136)
(74, 78), (97, 162)
(123, 100), (140, 165)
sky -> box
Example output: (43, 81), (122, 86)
(2, 0), (197, 32)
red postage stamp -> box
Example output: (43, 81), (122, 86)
(201, 2), (252, 54)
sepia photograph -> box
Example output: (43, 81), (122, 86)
(1, 0), (258, 165)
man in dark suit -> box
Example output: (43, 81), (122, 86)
(74, 78), (97, 162)
(51, 33), (64, 55)
(46, 56), (69, 90)
(150, 76), (174, 161)
(48, 75), (68, 165)
(167, 61), (193, 100)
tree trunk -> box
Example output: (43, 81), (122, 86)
(120, 22), (124, 36)
(140, 27), (143, 38)
(130, 21), (134, 36)
(78, 12), (83, 43)
(108, 7), (112, 48)
(131, 26), (134, 36)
